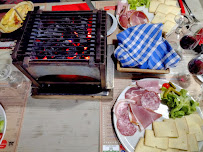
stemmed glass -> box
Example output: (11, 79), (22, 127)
(0, 64), (24, 89)
(175, 22), (203, 89)
(166, 14), (194, 59)
(188, 52), (203, 102)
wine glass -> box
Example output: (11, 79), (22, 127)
(188, 52), (203, 102)
(175, 22), (203, 89)
(166, 14), (194, 59)
(0, 64), (24, 89)
(179, 22), (203, 52)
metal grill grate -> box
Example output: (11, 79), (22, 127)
(13, 10), (107, 64)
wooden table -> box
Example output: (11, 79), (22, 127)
(0, 1), (203, 152)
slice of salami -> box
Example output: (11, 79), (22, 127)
(141, 91), (161, 111)
(117, 116), (137, 136)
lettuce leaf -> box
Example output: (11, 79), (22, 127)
(128, 0), (150, 10)
(161, 87), (199, 119)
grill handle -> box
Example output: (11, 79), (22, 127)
(85, 0), (95, 10)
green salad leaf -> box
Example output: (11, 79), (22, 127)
(0, 120), (4, 133)
(128, 0), (150, 10)
(161, 87), (199, 119)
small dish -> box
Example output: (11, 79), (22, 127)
(107, 12), (117, 36)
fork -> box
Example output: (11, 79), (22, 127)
(182, 0), (199, 22)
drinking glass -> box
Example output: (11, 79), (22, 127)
(0, 64), (24, 89)
(166, 14), (194, 59)
(179, 22), (203, 51)
(188, 53), (203, 102)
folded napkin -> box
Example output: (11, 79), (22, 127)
(52, 3), (90, 11)
(114, 23), (181, 70)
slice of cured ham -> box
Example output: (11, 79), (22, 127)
(141, 91), (161, 110)
(116, 1), (128, 15)
(113, 99), (135, 118)
(119, 14), (129, 28)
(136, 80), (161, 93)
(125, 87), (147, 106)
(113, 99), (137, 136)
(129, 104), (162, 130)
(129, 11), (149, 26)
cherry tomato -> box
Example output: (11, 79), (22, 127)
(162, 83), (170, 89)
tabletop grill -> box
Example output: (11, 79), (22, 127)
(12, 10), (113, 96)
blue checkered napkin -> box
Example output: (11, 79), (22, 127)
(114, 23), (181, 70)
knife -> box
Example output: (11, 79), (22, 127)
(178, 0), (185, 14)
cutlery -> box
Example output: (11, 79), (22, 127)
(178, 0), (185, 14)
(182, 0), (199, 22)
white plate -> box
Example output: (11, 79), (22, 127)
(116, 6), (154, 30)
(113, 78), (203, 152)
(0, 104), (6, 145)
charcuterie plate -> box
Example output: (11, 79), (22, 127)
(112, 78), (203, 152)
(116, 0), (154, 30)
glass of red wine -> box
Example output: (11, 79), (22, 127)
(188, 53), (203, 102)
(166, 14), (194, 59)
(180, 22), (203, 51)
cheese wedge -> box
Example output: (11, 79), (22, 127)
(151, 12), (166, 24)
(153, 121), (178, 137)
(145, 130), (168, 150)
(134, 138), (162, 152)
(0, 8), (23, 33)
(0, 1), (34, 33)
(14, 1), (34, 20)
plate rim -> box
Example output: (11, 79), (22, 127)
(112, 78), (203, 152)
(0, 104), (7, 145)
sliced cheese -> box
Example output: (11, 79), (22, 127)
(161, 148), (179, 152)
(188, 123), (203, 141)
(151, 12), (166, 24)
(164, 0), (177, 6)
(134, 137), (162, 152)
(155, 4), (172, 14)
(175, 117), (189, 135)
(163, 21), (176, 34)
(169, 133), (188, 150)
(185, 114), (203, 141)
(187, 134), (199, 152)
(145, 130), (168, 150)
(149, 0), (162, 13)
(164, 13), (176, 23)
(157, 0), (165, 3)
(153, 121), (178, 137)
(186, 113), (203, 126)
(168, 5), (181, 15)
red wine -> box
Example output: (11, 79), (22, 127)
(180, 35), (197, 50)
(188, 58), (203, 75)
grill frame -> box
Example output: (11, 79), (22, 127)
(12, 10), (108, 93)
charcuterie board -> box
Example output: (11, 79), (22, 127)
(112, 78), (203, 152)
